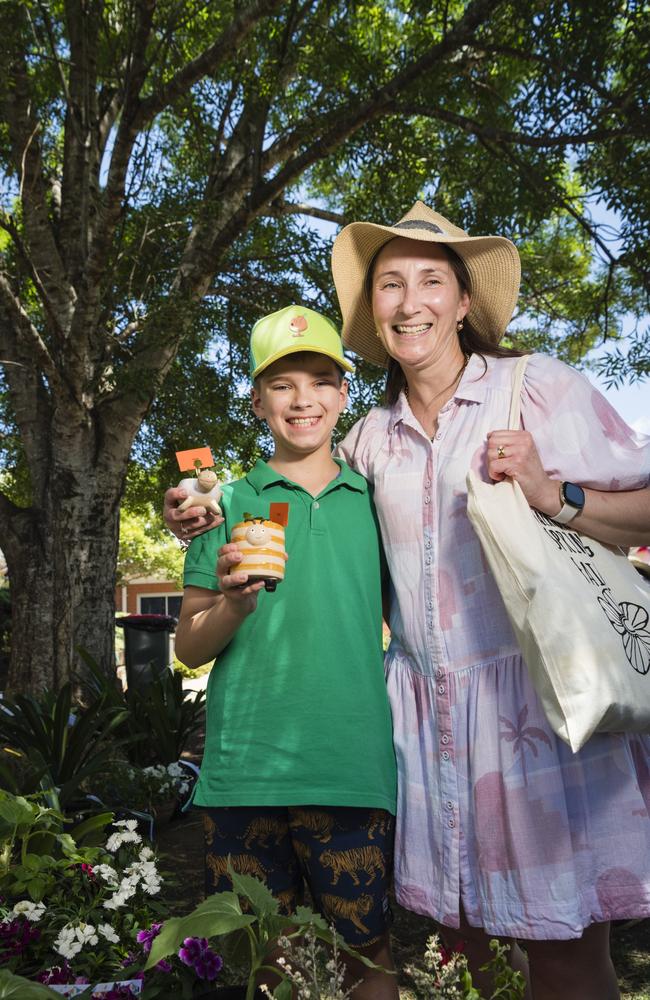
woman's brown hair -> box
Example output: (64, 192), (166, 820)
(364, 240), (524, 407)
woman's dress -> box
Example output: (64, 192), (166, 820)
(339, 352), (650, 940)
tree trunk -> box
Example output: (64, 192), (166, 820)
(4, 449), (124, 695)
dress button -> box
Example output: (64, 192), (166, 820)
(448, 818), (455, 828)
(441, 734), (450, 745)
(437, 684), (445, 695)
(425, 480), (431, 488)
(435, 431), (442, 440)
(441, 750), (450, 761)
(424, 495), (431, 504)
(446, 800), (454, 810)
(435, 668), (443, 679)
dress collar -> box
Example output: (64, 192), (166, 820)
(388, 352), (492, 432)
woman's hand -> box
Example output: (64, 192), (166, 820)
(216, 542), (264, 615)
(164, 486), (223, 540)
(487, 430), (561, 516)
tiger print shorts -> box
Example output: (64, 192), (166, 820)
(201, 805), (395, 947)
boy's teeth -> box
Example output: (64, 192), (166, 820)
(288, 417), (318, 425)
(395, 323), (430, 334)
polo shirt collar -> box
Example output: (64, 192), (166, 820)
(388, 351), (491, 431)
(245, 457), (367, 495)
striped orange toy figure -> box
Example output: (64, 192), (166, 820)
(230, 514), (286, 592)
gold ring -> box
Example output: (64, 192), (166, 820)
(497, 445), (506, 459)
(180, 523), (188, 537)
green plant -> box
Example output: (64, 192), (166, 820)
(0, 790), (171, 991)
(146, 864), (380, 1000)
(259, 926), (359, 999)
(80, 652), (205, 768)
(88, 762), (192, 817)
(0, 685), (132, 810)
(0, 970), (63, 997)
(406, 933), (526, 1000)
(128, 671), (205, 767)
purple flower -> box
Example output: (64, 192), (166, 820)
(37, 961), (73, 984)
(178, 936), (223, 981)
(136, 922), (163, 955)
(0, 917), (41, 961)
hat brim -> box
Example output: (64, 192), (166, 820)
(331, 213), (521, 368)
(251, 343), (355, 379)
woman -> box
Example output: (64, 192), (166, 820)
(330, 202), (650, 999)
(165, 202), (650, 998)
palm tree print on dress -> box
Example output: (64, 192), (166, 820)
(499, 704), (552, 785)
(597, 588), (650, 675)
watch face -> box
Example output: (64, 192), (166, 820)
(563, 481), (585, 508)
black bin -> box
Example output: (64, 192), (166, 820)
(115, 614), (177, 690)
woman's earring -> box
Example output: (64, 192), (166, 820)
(456, 319), (464, 332)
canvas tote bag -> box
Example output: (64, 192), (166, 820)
(466, 354), (650, 751)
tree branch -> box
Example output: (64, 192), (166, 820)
(133, 0), (285, 131)
(0, 273), (62, 388)
(392, 103), (647, 147)
(259, 0), (499, 178)
(268, 199), (347, 226)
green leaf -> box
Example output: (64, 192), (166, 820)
(228, 862), (279, 919)
(0, 969), (63, 997)
(0, 791), (36, 831)
(146, 892), (256, 969)
(271, 982), (293, 1000)
(68, 812), (113, 845)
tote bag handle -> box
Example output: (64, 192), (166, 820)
(507, 354), (530, 430)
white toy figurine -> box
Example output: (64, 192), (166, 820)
(177, 467), (223, 516)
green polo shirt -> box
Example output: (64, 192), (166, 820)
(183, 458), (396, 813)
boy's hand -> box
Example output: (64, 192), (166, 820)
(217, 543), (264, 614)
(164, 486), (223, 540)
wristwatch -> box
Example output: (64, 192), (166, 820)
(552, 481), (586, 525)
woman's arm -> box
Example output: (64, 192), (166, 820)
(174, 544), (264, 667)
(487, 429), (650, 548)
(164, 485), (222, 541)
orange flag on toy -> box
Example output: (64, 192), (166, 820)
(175, 446), (215, 472)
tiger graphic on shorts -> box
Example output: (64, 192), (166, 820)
(206, 852), (267, 882)
(241, 815), (288, 849)
(320, 893), (373, 935)
(366, 809), (390, 841)
(292, 838), (312, 865)
(274, 887), (299, 914)
(290, 808), (334, 843)
(203, 814), (227, 846)
(320, 845), (386, 887)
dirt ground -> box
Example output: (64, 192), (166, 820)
(155, 806), (650, 998)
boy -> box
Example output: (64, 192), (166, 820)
(174, 305), (397, 998)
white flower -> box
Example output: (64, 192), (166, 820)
(166, 762), (184, 777)
(139, 846), (154, 861)
(93, 863), (118, 885)
(12, 900), (46, 922)
(54, 922), (98, 958)
(105, 829), (142, 852)
(113, 819), (139, 831)
(98, 922), (120, 943)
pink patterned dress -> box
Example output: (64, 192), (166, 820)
(338, 351), (650, 940)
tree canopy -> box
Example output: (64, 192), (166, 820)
(0, 0), (648, 690)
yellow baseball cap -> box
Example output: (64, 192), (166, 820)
(249, 305), (355, 379)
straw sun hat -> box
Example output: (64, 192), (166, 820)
(331, 201), (521, 368)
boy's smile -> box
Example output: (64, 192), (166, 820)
(251, 353), (348, 462)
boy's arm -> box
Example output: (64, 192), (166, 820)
(175, 544), (264, 668)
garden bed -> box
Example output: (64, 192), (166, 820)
(155, 810), (650, 999)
